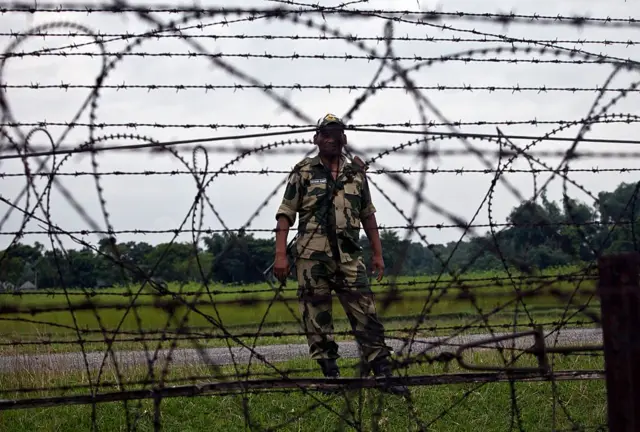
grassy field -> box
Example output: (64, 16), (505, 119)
(0, 265), (606, 430)
(0, 350), (606, 431)
(0, 265), (600, 356)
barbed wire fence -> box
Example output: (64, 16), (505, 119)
(2, 0), (640, 430)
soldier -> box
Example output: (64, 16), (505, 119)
(273, 113), (409, 396)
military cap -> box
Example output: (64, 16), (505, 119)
(316, 113), (346, 130)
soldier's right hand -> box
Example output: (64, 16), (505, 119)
(273, 253), (290, 283)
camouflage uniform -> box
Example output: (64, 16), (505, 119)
(275, 154), (392, 363)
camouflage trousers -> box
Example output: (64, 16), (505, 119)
(296, 256), (392, 364)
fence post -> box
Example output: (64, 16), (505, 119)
(598, 252), (640, 432)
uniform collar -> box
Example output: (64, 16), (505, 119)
(310, 153), (346, 168)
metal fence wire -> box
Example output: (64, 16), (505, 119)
(5, 1), (640, 430)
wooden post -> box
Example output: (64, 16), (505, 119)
(598, 252), (640, 432)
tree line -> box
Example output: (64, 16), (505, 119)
(1, 181), (639, 289)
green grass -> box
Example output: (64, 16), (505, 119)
(0, 351), (606, 431)
(0, 265), (606, 430)
(0, 265), (600, 356)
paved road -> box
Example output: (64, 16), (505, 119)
(0, 328), (601, 374)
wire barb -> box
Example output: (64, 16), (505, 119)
(0, 2), (624, 431)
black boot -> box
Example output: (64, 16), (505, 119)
(317, 359), (341, 395)
(369, 357), (410, 397)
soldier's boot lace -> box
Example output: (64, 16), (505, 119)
(370, 357), (410, 397)
(317, 359), (341, 395)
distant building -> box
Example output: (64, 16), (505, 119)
(0, 280), (38, 291)
(18, 281), (37, 291)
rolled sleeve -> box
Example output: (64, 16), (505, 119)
(360, 202), (376, 219)
(276, 204), (297, 226)
(359, 175), (376, 219)
(275, 169), (302, 225)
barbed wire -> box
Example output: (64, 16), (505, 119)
(0, 219), (635, 236)
(0, 273), (599, 291)
(7, 82), (640, 92)
(4, 113), (640, 130)
(0, 2), (628, 430)
(1, 166), (637, 179)
(3, 30), (640, 47)
(4, 135), (640, 162)
(0, 3), (638, 29)
(4, 52), (638, 66)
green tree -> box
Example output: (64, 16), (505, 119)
(5, 179), (640, 286)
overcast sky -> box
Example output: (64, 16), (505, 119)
(1, 0), (640, 253)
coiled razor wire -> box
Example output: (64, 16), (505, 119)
(0, 1), (631, 430)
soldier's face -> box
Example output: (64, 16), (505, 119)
(315, 125), (345, 158)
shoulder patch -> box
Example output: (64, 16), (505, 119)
(352, 156), (366, 167)
(349, 162), (367, 174)
(350, 156), (369, 173)
(293, 157), (312, 170)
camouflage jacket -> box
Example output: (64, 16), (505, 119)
(275, 154), (376, 263)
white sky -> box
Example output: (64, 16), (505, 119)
(1, 0), (640, 252)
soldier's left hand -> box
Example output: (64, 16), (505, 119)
(371, 254), (385, 282)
